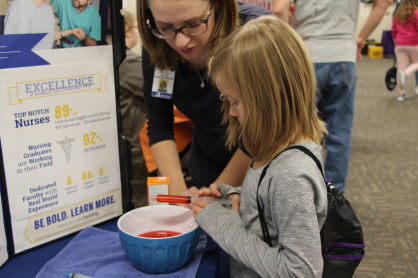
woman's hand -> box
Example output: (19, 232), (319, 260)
(179, 186), (199, 196)
(174, 186), (200, 209)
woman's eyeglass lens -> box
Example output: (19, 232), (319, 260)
(147, 3), (212, 39)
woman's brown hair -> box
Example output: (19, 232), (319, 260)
(209, 16), (327, 161)
(137, 0), (240, 70)
(395, 0), (418, 25)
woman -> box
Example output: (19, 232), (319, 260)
(137, 0), (272, 195)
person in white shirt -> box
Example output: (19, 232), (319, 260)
(4, 0), (56, 50)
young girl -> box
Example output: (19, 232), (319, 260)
(392, 0), (418, 101)
(191, 16), (328, 277)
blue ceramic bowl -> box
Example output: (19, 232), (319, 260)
(117, 205), (199, 274)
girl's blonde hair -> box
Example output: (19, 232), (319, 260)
(137, 0), (240, 70)
(209, 16), (327, 161)
(395, 0), (418, 25)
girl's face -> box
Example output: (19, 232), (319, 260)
(149, 0), (215, 63)
(217, 81), (245, 124)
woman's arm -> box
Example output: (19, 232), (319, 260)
(141, 48), (186, 194)
(150, 140), (188, 195)
(214, 148), (251, 188)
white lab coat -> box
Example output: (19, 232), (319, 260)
(4, 0), (55, 50)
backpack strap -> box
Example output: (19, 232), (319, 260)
(257, 145), (325, 247)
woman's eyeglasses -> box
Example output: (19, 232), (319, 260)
(147, 3), (212, 39)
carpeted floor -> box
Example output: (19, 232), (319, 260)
(348, 56), (418, 278)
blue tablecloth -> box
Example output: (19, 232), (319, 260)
(36, 226), (207, 278)
(0, 219), (228, 278)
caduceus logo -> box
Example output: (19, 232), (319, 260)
(56, 137), (76, 164)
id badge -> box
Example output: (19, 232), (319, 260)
(152, 68), (175, 99)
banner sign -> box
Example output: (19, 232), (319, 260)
(0, 191), (8, 267)
(0, 46), (122, 254)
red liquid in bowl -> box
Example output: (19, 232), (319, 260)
(138, 230), (182, 238)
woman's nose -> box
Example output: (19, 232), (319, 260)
(175, 32), (191, 48)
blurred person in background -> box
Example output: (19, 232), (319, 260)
(274, 0), (394, 194)
(356, 0), (393, 61)
(393, 0), (418, 99)
(4, 0), (55, 49)
(274, 0), (359, 194)
(51, 0), (101, 47)
(119, 9), (148, 207)
(392, 0), (418, 101)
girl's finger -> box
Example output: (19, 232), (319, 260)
(209, 183), (221, 197)
(232, 198), (240, 213)
(192, 199), (209, 209)
(196, 188), (212, 197)
(191, 203), (202, 215)
(228, 193), (240, 202)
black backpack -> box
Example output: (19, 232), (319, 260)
(385, 59), (397, 91)
(257, 145), (365, 278)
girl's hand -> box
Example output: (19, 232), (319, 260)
(195, 183), (221, 199)
(228, 193), (240, 213)
(191, 186), (241, 218)
(191, 195), (240, 218)
(191, 199), (210, 218)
